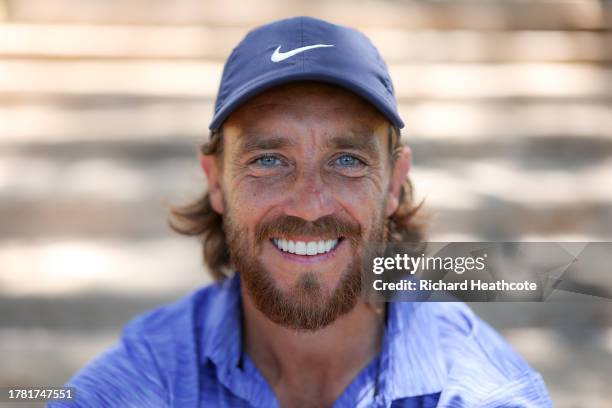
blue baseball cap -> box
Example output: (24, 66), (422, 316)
(209, 16), (404, 130)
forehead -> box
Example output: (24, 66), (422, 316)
(222, 81), (389, 138)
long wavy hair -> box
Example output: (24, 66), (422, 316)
(168, 126), (427, 281)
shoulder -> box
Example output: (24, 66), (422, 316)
(49, 279), (235, 408)
(428, 302), (530, 377)
(426, 302), (552, 407)
(123, 277), (235, 341)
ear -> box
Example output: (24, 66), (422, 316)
(385, 146), (411, 217)
(199, 153), (225, 214)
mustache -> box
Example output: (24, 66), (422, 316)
(255, 215), (361, 244)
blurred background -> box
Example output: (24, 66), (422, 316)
(1, 0), (611, 407)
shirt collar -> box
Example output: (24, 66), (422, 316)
(200, 274), (447, 404)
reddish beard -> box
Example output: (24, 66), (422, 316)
(224, 213), (386, 331)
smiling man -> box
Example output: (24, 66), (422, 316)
(50, 17), (551, 408)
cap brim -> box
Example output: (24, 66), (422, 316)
(208, 70), (404, 130)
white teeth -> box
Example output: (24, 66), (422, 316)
(273, 238), (339, 256)
(295, 241), (307, 255)
(306, 242), (317, 255)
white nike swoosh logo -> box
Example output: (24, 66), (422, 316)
(270, 44), (334, 62)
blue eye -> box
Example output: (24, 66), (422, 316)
(255, 155), (282, 167)
(335, 154), (363, 167)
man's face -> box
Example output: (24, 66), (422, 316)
(203, 82), (410, 330)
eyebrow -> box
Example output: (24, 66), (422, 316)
(236, 129), (382, 157)
(326, 132), (381, 158)
(237, 134), (297, 154)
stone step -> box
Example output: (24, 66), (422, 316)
(0, 296), (172, 330)
(2, 60), (611, 100)
(2, 98), (612, 144)
(2, 24), (612, 63)
(4, 0), (611, 30)
(0, 237), (207, 297)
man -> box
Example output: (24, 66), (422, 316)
(50, 17), (551, 407)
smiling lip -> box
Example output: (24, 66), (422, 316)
(270, 237), (343, 264)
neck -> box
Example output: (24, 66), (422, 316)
(241, 282), (385, 408)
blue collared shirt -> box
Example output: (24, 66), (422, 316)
(49, 275), (551, 407)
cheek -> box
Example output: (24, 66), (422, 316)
(234, 177), (289, 204)
(226, 177), (286, 224)
(329, 178), (387, 230)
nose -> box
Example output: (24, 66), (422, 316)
(283, 169), (335, 222)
